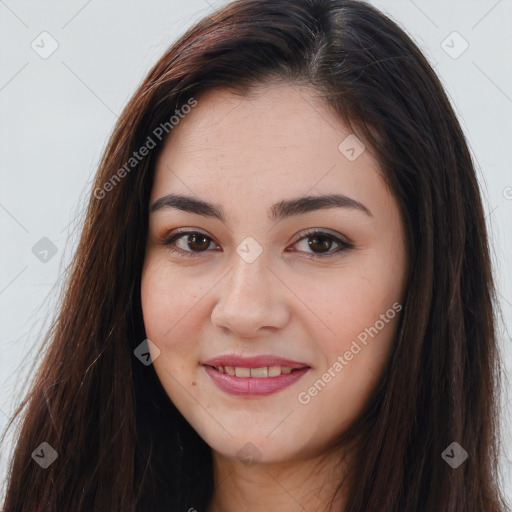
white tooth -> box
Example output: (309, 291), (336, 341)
(225, 366), (235, 375)
(217, 366), (224, 373)
(235, 367), (251, 377)
(281, 367), (292, 374)
(268, 366), (281, 377)
(250, 367), (268, 378)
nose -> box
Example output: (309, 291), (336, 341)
(210, 254), (290, 338)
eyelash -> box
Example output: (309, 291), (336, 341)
(161, 228), (353, 260)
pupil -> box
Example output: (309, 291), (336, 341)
(190, 234), (209, 251)
(309, 236), (331, 253)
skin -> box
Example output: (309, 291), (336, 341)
(141, 82), (408, 512)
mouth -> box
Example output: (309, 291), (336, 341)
(205, 364), (305, 377)
(201, 356), (311, 396)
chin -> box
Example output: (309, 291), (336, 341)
(200, 426), (320, 466)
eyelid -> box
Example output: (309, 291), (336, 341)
(161, 226), (212, 240)
(293, 227), (352, 246)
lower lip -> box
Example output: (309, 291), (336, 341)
(203, 365), (310, 396)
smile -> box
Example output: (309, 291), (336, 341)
(201, 355), (311, 396)
(210, 365), (295, 377)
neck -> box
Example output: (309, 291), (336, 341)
(207, 448), (348, 512)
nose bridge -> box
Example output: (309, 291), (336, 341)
(226, 234), (272, 292)
(211, 242), (289, 335)
(226, 246), (272, 307)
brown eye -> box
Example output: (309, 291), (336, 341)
(162, 231), (218, 258)
(290, 230), (353, 260)
(185, 233), (211, 251)
(307, 234), (334, 254)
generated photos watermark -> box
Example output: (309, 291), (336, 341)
(94, 97), (197, 200)
(297, 301), (402, 405)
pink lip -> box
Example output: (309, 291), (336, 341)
(203, 366), (310, 396)
(202, 355), (311, 397)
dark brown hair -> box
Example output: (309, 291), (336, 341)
(1, 0), (508, 510)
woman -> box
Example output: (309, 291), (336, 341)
(1, 0), (508, 510)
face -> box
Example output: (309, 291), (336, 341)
(141, 82), (408, 465)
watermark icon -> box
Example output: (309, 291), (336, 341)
(503, 186), (512, 200)
(236, 236), (263, 263)
(31, 442), (58, 468)
(236, 442), (262, 467)
(338, 134), (365, 161)
(32, 237), (58, 263)
(441, 442), (468, 469)
(441, 31), (469, 59)
(31, 31), (59, 59)
(94, 97), (197, 200)
(297, 302), (402, 405)
(134, 339), (161, 366)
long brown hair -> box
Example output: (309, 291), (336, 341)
(1, 0), (508, 510)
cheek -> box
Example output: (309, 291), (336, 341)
(141, 265), (191, 377)
(140, 260), (201, 399)
(296, 309), (400, 440)
(305, 261), (404, 416)
(320, 271), (397, 345)
(140, 256), (224, 386)
(326, 239), (406, 352)
(141, 257), (204, 344)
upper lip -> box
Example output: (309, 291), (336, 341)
(202, 355), (310, 369)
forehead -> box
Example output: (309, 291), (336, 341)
(151, 82), (387, 218)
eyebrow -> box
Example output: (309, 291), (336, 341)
(150, 193), (373, 221)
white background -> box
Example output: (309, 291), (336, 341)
(1, 0), (511, 504)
